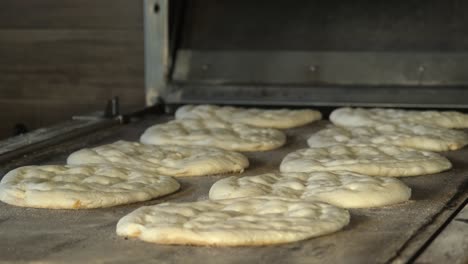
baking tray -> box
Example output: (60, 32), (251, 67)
(0, 114), (467, 263)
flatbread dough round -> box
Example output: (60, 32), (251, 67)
(209, 171), (411, 208)
(175, 105), (322, 129)
(140, 119), (286, 152)
(0, 165), (180, 209)
(330, 107), (468, 129)
(67, 141), (249, 177)
(307, 124), (468, 151)
(116, 196), (349, 246)
(280, 145), (452, 177)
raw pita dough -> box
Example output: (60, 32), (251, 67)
(0, 165), (180, 209)
(307, 124), (468, 151)
(209, 171), (411, 208)
(140, 119), (286, 152)
(116, 196), (349, 246)
(330, 107), (468, 129)
(67, 141), (249, 177)
(280, 145), (452, 177)
(175, 105), (322, 129)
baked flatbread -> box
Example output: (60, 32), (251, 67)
(307, 124), (468, 151)
(175, 105), (322, 129)
(0, 165), (180, 209)
(67, 141), (249, 177)
(280, 145), (451, 177)
(209, 171), (411, 208)
(116, 196), (349, 246)
(330, 107), (468, 129)
(140, 119), (286, 152)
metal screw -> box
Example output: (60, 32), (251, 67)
(154, 3), (160, 13)
(417, 65), (425, 85)
(309, 65), (317, 72)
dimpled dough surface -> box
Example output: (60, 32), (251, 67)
(140, 119), (286, 152)
(116, 197), (350, 246)
(175, 104), (322, 129)
(0, 165), (180, 209)
(307, 125), (468, 151)
(280, 145), (452, 177)
(330, 107), (468, 129)
(209, 171), (411, 208)
(67, 141), (249, 177)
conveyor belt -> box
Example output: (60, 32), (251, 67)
(0, 114), (466, 263)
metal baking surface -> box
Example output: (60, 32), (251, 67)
(0, 114), (467, 263)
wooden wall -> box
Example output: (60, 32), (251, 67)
(0, 0), (145, 139)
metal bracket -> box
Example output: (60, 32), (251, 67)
(72, 97), (124, 123)
(144, 0), (169, 106)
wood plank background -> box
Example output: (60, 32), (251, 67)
(0, 0), (145, 139)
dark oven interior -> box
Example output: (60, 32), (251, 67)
(147, 0), (468, 108)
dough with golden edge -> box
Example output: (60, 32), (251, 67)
(280, 145), (452, 177)
(116, 196), (349, 246)
(330, 107), (468, 129)
(140, 119), (286, 152)
(307, 124), (468, 151)
(0, 165), (180, 209)
(209, 171), (411, 208)
(67, 141), (249, 177)
(175, 104), (322, 129)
